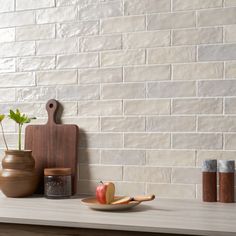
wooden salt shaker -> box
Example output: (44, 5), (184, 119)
(202, 159), (217, 202)
(219, 160), (235, 203)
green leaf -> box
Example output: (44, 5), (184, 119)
(8, 109), (36, 150)
(8, 109), (36, 125)
(0, 114), (5, 122)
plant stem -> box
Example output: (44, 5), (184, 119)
(18, 124), (22, 151)
(0, 122), (8, 150)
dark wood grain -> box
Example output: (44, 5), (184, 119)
(25, 99), (79, 194)
(0, 223), (198, 236)
(219, 172), (235, 203)
(202, 172), (217, 202)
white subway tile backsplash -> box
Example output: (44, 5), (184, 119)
(198, 116), (236, 132)
(114, 182), (146, 196)
(57, 53), (98, 69)
(123, 31), (170, 49)
(56, 0), (78, 6)
(147, 12), (196, 30)
(198, 7), (236, 26)
(198, 80), (236, 96)
(79, 67), (122, 84)
(197, 150), (236, 166)
(101, 83), (145, 99)
(0, 58), (15, 73)
(124, 133), (170, 149)
(225, 98), (236, 114)
(101, 150), (145, 165)
(225, 0), (236, 6)
(36, 6), (77, 24)
(79, 164), (123, 181)
(79, 1), (123, 20)
(198, 44), (236, 61)
(101, 16), (146, 34)
(78, 148), (100, 164)
(16, 87), (56, 102)
(101, 117), (145, 132)
(146, 150), (195, 167)
(0, 41), (35, 57)
(147, 81), (196, 98)
(0, 0), (14, 13)
(124, 166), (171, 183)
(225, 61), (236, 78)
(57, 21), (99, 38)
(147, 46), (196, 64)
(16, 24), (55, 41)
(124, 0), (170, 15)
(147, 183), (196, 199)
(36, 38), (78, 56)
(0, 11), (35, 28)
(0, 28), (15, 43)
(172, 133), (223, 150)
(0, 72), (35, 87)
(63, 117), (100, 132)
(57, 85), (100, 101)
(16, 0), (55, 10)
(36, 70), (77, 85)
(172, 168), (201, 184)
(124, 65), (170, 82)
(80, 133), (123, 148)
(225, 134), (236, 150)
(0, 88), (15, 102)
(78, 100), (122, 116)
(146, 116), (196, 132)
(172, 98), (223, 114)
(172, 27), (223, 46)
(80, 35), (122, 52)
(17, 56), (55, 72)
(173, 0), (222, 11)
(224, 25), (236, 43)
(0, 0), (235, 199)
(101, 49), (145, 67)
(124, 99), (170, 115)
(172, 62), (223, 80)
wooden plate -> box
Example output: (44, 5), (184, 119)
(81, 197), (140, 211)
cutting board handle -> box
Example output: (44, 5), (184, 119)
(46, 99), (59, 125)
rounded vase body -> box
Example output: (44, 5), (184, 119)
(0, 150), (38, 197)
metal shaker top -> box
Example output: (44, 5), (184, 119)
(202, 159), (217, 172)
(218, 160), (235, 173)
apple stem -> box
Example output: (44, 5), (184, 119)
(100, 181), (103, 184)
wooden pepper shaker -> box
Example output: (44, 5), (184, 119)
(202, 159), (217, 202)
(219, 160), (235, 203)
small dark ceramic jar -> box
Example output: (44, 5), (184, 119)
(44, 168), (72, 199)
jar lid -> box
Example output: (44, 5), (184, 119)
(202, 159), (217, 172)
(218, 160), (235, 173)
(44, 168), (72, 176)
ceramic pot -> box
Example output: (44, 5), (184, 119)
(0, 150), (38, 197)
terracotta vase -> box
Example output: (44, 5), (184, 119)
(0, 150), (38, 198)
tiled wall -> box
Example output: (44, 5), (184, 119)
(0, 0), (236, 199)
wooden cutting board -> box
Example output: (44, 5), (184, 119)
(25, 99), (79, 194)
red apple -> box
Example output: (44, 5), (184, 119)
(96, 181), (115, 204)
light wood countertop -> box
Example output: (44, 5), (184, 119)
(0, 194), (235, 236)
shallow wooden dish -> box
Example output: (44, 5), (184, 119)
(81, 197), (140, 211)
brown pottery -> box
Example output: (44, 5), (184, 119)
(0, 150), (38, 197)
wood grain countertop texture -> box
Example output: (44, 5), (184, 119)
(0, 194), (235, 236)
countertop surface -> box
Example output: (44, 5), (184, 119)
(0, 194), (236, 236)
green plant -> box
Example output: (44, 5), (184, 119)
(8, 109), (36, 151)
(0, 114), (8, 150)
